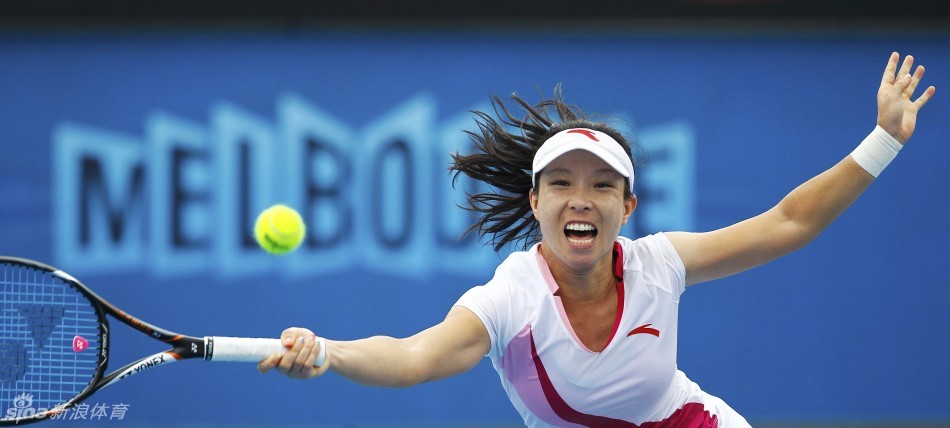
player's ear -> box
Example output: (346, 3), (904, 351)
(530, 188), (539, 214)
(621, 194), (637, 224)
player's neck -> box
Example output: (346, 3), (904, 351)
(548, 262), (617, 304)
(539, 244), (616, 303)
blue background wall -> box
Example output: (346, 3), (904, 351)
(1, 29), (948, 425)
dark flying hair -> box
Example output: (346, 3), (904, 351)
(449, 85), (637, 252)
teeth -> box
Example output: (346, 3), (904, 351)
(567, 237), (595, 245)
(565, 223), (596, 232)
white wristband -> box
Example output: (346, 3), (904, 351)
(849, 125), (902, 178)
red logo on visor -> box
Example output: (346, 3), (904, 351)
(566, 129), (599, 142)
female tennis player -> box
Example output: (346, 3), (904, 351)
(258, 52), (935, 427)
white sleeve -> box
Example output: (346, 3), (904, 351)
(454, 277), (512, 359)
(651, 233), (688, 298)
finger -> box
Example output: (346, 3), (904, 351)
(896, 55), (914, 83)
(881, 52), (899, 84)
(257, 353), (281, 374)
(303, 335), (320, 368)
(913, 85), (936, 110)
(277, 336), (305, 373)
(905, 65), (925, 97)
(281, 329), (297, 348)
(894, 73), (913, 93)
(289, 335), (316, 377)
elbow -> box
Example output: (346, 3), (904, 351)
(394, 366), (429, 388)
(780, 219), (822, 254)
(386, 378), (420, 389)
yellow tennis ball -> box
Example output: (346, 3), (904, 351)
(254, 204), (306, 255)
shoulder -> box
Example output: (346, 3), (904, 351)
(617, 233), (681, 268)
(459, 246), (546, 303)
(617, 233), (687, 297)
(455, 246), (548, 358)
(492, 247), (539, 283)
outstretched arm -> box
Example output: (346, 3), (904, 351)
(667, 52), (936, 287)
(258, 306), (490, 387)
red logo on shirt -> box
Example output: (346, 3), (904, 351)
(626, 323), (660, 338)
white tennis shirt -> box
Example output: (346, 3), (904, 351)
(455, 233), (751, 427)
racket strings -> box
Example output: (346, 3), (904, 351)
(1, 262), (101, 417)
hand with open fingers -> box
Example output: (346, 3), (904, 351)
(257, 327), (330, 379)
(878, 52), (937, 144)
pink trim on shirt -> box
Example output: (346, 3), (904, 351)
(501, 323), (719, 427)
(533, 242), (627, 353)
(534, 247), (591, 352)
(500, 324), (585, 427)
(534, 244), (561, 295)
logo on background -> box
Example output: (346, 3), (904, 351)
(52, 94), (695, 279)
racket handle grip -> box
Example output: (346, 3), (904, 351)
(208, 336), (326, 367)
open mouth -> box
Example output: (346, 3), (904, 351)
(564, 222), (598, 245)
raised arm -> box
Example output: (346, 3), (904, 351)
(667, 52), (936, 286)
(258, 306), (490, 387)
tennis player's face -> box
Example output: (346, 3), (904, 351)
(530, 150), (635, 273)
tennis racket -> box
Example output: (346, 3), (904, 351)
(0, 256), (325, 425)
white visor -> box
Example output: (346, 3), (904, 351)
(532, 128), (634, 190)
